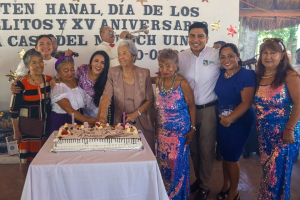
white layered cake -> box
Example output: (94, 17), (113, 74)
(51, 123), (143, 152)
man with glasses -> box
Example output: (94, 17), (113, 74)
(179, 22), (221, 200)
(97, 26), (130, 67)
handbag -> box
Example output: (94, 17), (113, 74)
(19, 75), (48, 138)
(19, 116), (45, 137)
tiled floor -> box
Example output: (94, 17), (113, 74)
(0, 153), (299, 200)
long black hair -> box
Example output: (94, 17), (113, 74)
(91, 51), (110, 106)
(219, 43), (243, 66)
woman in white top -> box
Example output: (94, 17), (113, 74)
(46, 56), (98, 137)
(16, 34), (57, 78)
(11, 35), (72, 94)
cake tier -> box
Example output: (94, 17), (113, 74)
(51, 123), (143, 152)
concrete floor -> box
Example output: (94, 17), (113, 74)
(0, 153), (299, 200)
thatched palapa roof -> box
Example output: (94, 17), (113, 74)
(239, 0), (300, 31)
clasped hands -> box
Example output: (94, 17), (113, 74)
(218, 114), (233, 127)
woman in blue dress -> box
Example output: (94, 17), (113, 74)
(214, 43), (256, 200)
(155, 49), (196, 200)
(254, 38), (300, 200)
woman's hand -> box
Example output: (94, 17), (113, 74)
(183, 130), (195, 145)
(125, 111), (139, 123)
(14, 130), (22, 143)
(219, 115), (233, 127)
(49, 79), (56, 89)
(283, 129), (296, 145)
(98, 115), (107, 125)
(86, 117), (98, 126)
(10, 82), (22, 95)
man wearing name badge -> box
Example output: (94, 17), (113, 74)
(179, 22), (221, 200)
(97, 26), (131, 67)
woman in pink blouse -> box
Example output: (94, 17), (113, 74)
(98, 40), (155, 153)
(76, 51), (113, 122)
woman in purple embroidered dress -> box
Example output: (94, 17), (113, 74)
(75, 51), (113, 123)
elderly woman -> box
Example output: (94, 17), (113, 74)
(98, 40), (155, 153)
(254, 38), (300, 199)
(11, 35), (72, 94)
(10, 49), (51, 164)
(75, 51), (112, 121)
(46, 56), (98, 136)
(215, 44), (256, 200)
(155, 49), (196, 199)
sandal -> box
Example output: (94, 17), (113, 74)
(216, 188), (230, 200)
(232, 192), (240, 200)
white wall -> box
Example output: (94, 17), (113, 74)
(0, 0), (239, 110)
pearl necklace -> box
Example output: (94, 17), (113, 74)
(262, 73), (276, 79)
(224, 72), (234, 78)
(161, 74), (177, 95)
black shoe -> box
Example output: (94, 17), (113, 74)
(194, 188), (210, 200)
(243, 151), (250, 159)
(216, 154), (223, 161)
(216, 188), (229, 200)
(232, 192), (240, 200)
(190, 181), (200, 193)
(256, 151), (260, 156)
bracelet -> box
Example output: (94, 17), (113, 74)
(191, 125), (196, 131)
(285, 128), (294, 132)
(285, 128), (294, 131)
(286, 123), (295, 129)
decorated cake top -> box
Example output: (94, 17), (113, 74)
(55, 122), (140, 140)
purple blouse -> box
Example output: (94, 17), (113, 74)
(75, 64), (95, 98)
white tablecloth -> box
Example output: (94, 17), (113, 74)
(21, 132), (168, 200)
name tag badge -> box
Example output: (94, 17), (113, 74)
(203, 60), (215, 66)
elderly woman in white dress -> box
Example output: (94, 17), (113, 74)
(46, 56), (97, 137)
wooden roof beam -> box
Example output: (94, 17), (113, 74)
(240, 9), (300, 17)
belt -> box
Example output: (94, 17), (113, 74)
(196, 100), (218, 110)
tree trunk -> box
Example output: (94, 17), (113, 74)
(238, 18), (258, 62)
(286, 27), (297, 64)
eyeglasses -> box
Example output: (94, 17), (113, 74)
(263, 38), (283, 43)
(102, 31), (115, 35)
(263, 38), (285, 51)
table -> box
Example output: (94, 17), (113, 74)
(21, 132), (168, 200)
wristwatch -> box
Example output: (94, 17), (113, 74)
(137, 110), (142, 116)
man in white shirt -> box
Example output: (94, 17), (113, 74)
(293, 48), (300, 73)
(179, 22), (221, 200)
(96, 26), (130, 67)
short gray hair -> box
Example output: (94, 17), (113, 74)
(158, 48), (179, 73)
(118, 40), (138, 63)
(23, 48), (43, 68)
(55, 57), (74, 71)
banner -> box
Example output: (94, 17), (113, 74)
(0, 0), (239, 109)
